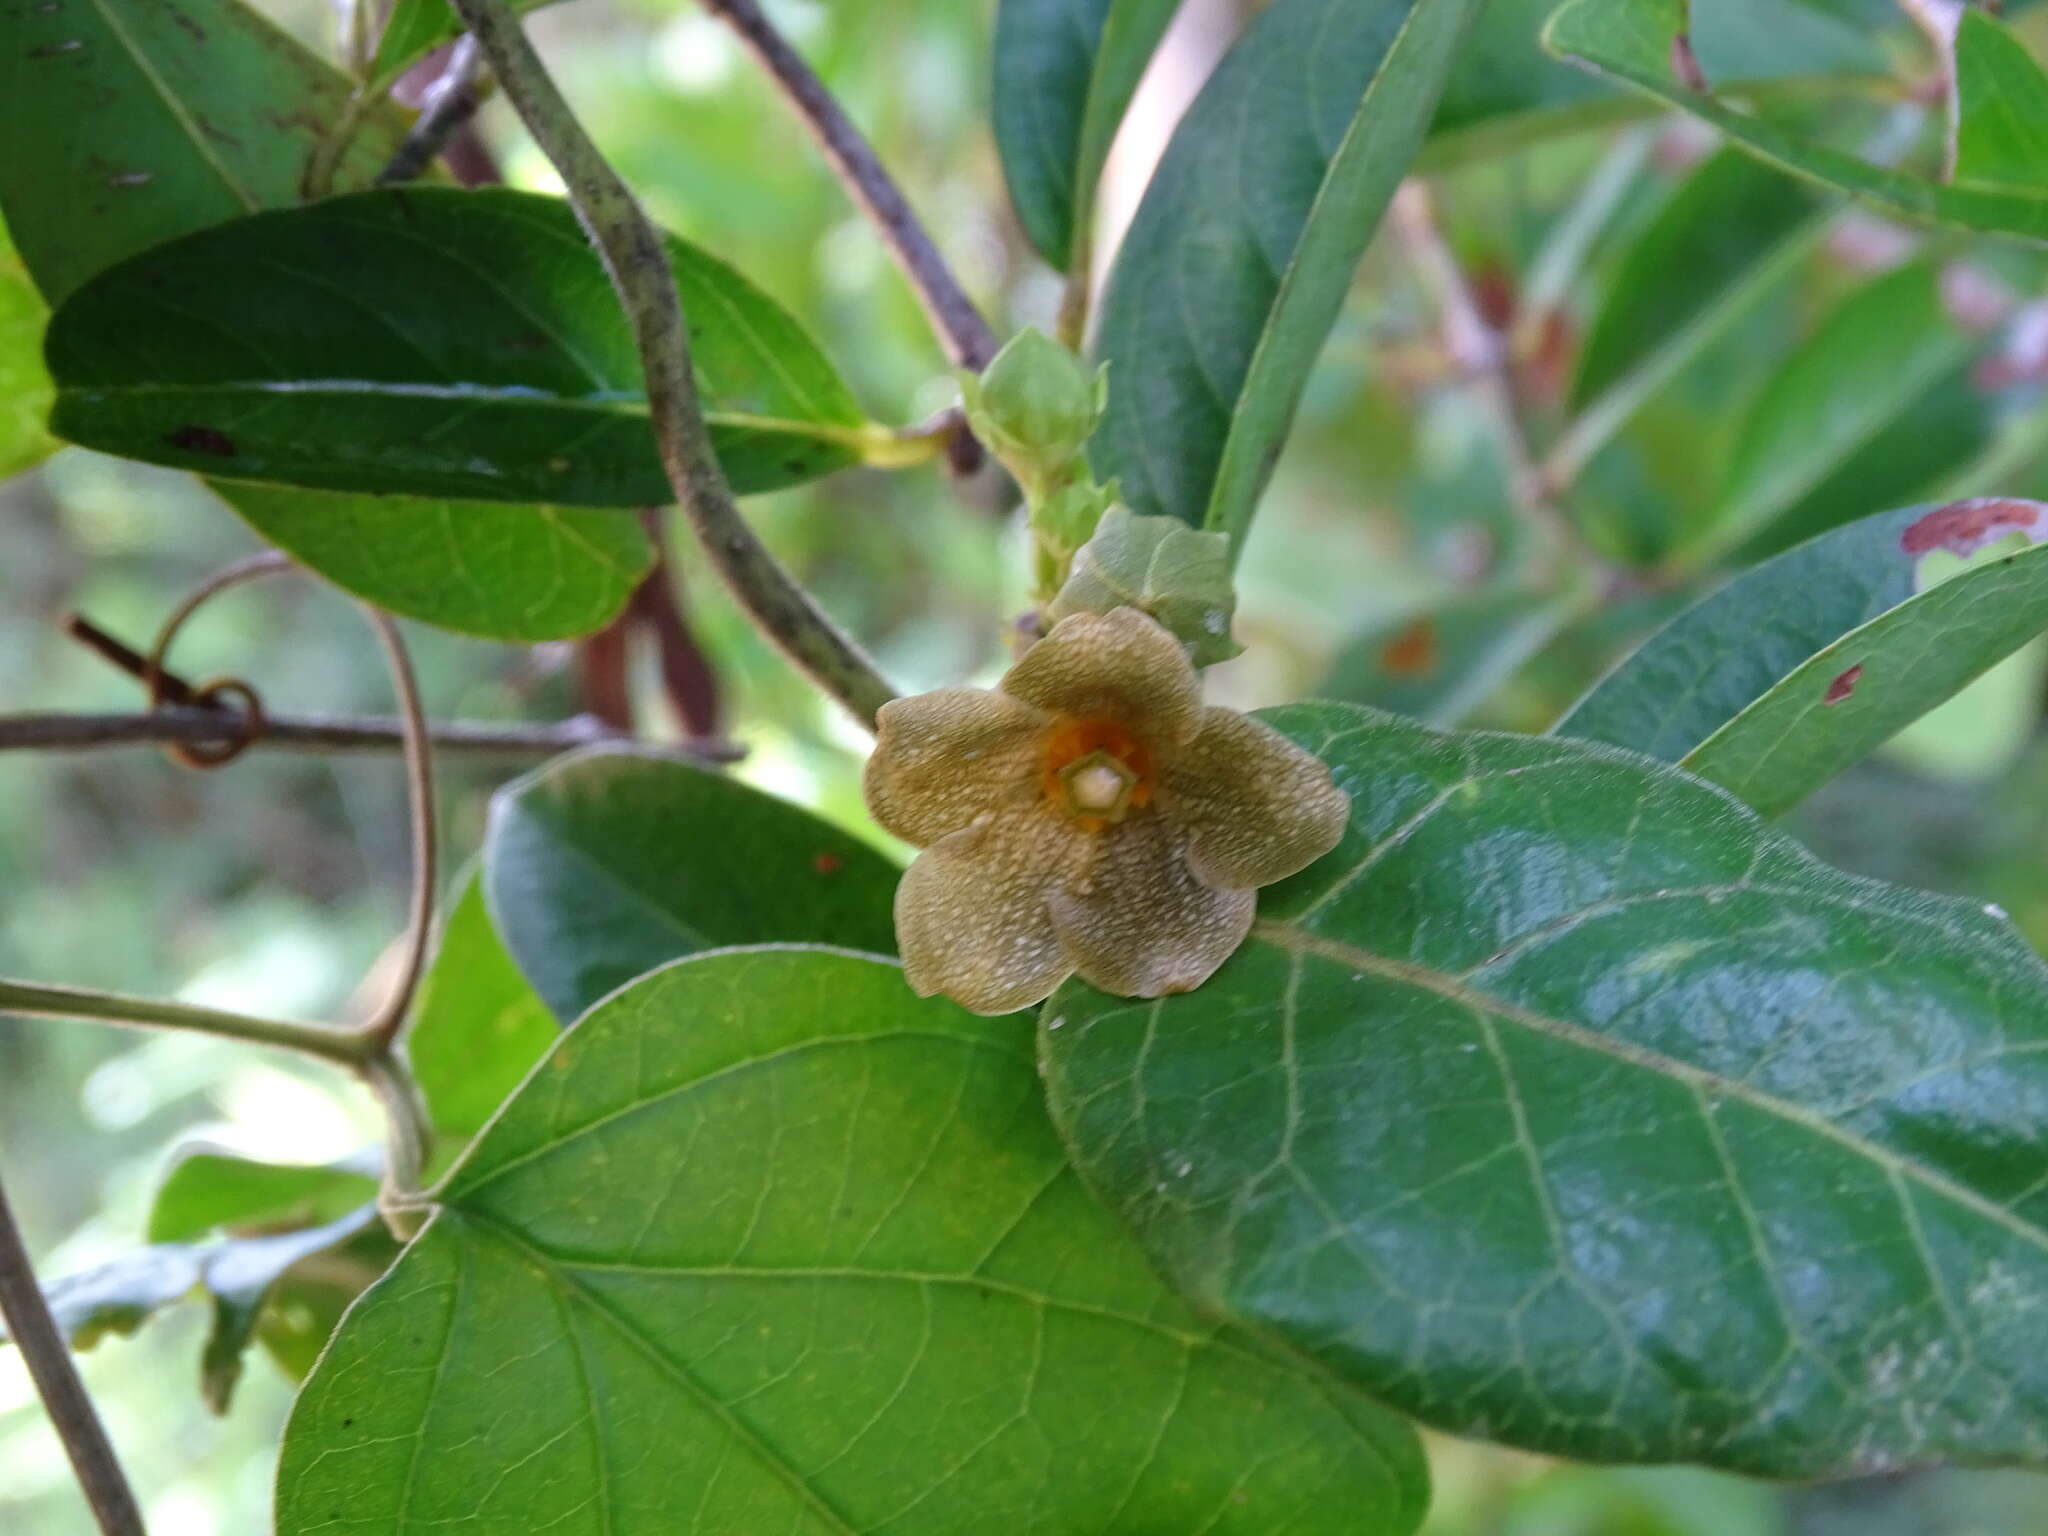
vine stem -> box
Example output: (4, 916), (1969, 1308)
(697, 0), (1000, 370)
(0, 709), (721, 759)
(0, 1169), (146, 1536)
(449, 0), (898, 731)
(0, 980), (371, 1065)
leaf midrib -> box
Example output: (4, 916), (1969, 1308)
(1252, 919), (2048, 1259)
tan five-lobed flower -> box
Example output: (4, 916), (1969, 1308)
(864, 607), (1351, 1015)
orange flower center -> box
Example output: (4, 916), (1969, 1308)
(1042, 718), (1153, 829)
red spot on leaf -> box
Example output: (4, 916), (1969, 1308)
(1825, 664), (1863, 706)
(811, 852), (841, 876)
(1380, 620), (1438, 678)
(1901, 498), (2047, 556)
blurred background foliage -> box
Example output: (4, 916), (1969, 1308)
(6, 0), (2048, 1530)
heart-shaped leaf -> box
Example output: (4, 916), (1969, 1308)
(485, 746), (901, 1021)
(276, 948), (1429, 1535)
(45, 187), (872, 507)
(1043, 701), (2048, 1477)
(0, 0), (406, 305)
(1090, 0), (1481, 546)
(214, 483), (653, 642)
(407, 872), (558, 1142)
(1544, 0), (2048, 243)
(1563, 499), (2048, 816)
(993, 0), (1179, 270)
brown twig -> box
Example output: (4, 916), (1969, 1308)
(1389, 182), (1588, 574)
(449, 0), (898, 730)
(633, 513), (723, 739)
(0, 709), (710, 758)
(698, 0), (1000, 370)
(380, 35), (492, 185)
(0, 1170), (146, 1536)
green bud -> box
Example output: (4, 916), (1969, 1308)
(959, 329), (1105, 492)
(1043, 504), (1243, 667)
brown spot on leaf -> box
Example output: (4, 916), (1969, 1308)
(165, 425), (237, 457)
(812, 852), (842, 876)
(1381, 620), (1438, 678)
(1825, 664), (1863, 706)
(1901, 497), (2047, 556)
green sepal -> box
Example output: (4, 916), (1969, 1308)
(1044, 504), (1243, 666)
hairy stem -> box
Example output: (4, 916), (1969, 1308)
(449, 0), (898, 730)
(698, 0), (1000, 370)
(0, 1172), (145, 1536)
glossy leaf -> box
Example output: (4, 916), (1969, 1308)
(1043, 700), (2048, 1476)
(993, 0), (1179, 268)
(216, 483), (653, 642)
(277, 948), (1429, 1536)
(1953, 12), (2048, 196)
(45, 187), (872, 507)
(485, 746), (900, 1021)
(1692, 262), (1981, 563)
(1544, 0), (2048, 243)
(1681, 507), (2048, 816)
(1090, 0), (1481, 544)
(407, 873), (558, 1141)
(0, 0), (404, 304)
(0, 214), (53, 478)
(1570, 149), (1821, 412)
(149, 1147), (379, 1244)
(1323, 589), (1579, 727)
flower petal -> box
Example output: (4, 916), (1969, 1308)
(864, 687), (1047, 847)
(1165, 707), (1350, 890)
(1049, 813), (1255, 998)
(895, 807), (1085, 1015)
(1000, 607), (1202, 750)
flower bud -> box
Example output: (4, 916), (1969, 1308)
(959, 329), (1105, 493)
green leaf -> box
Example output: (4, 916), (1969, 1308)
(1954, 12), (2048, 196)
(5, 1208), (377, 1412)
(1425, 0), (1889, 165)
(1570, 149), (1822, 412)
(0, 213), (54, 479)
(408, 873), (558, 1141)
(993, 0), (1179, 268)
(371, 0), (551, 86)
(1042, 700), (2048, 1477)
(1691, 261), (1983, 564)
(277, 949), (1429, 1536)
(1090, 0), (1481, 545)
(1557, 503), (1932, 759)
(149, 1147), (379, 1244)
(1543, 0), (2048, 243)
(485, 746), (901, 1021)
(1679, 503), (2048, 816)
(214, 483), (653, 642)
(0, 0), (405, 305)
(1322, 589), (1579, 727)
(45, 187), (872, 507)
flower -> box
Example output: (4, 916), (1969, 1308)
(863, 607), (1350, 1015)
